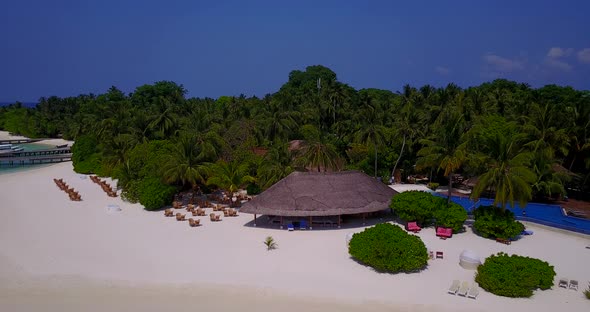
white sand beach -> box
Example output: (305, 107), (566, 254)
(0, 133), (589, 311)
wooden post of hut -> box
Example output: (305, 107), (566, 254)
(309, 216), (313, 230)
(254, 214), (257, 227)
(338, 215), (341, 228)
(280, 216), (283, 229)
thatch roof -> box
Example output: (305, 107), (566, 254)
(240, 170), (397, 217)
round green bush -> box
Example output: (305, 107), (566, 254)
(433, 201), (468, 232)
(390, 191), (444, 225)
(473, 205), (525, 239)
(475, 252), (556, 298)
(348, 223), (428, 273)
(138, 177), (178, 210)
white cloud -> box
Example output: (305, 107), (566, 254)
(544, 47), (573, 71)
(435, 66), (450, 75)
(578, 48), (590, 64)
(545, 58), (572, 71)
(482, 53), (524, 72)
(547, 47), (573, 58)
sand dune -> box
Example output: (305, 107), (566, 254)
(0, 159), (589, 311)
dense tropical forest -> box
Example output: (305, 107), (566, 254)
(1, 65), (589, 209)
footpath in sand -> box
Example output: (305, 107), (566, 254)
(0, 159), (589, 311)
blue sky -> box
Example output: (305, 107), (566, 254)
(1, 0), (589, 102)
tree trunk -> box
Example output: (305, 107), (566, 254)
(333, 100), (336, 124)
(390, 134), (406, 183)
(374, 144), (378, 178)
(569, 153), (577, 171)
(447, 173), (453, 204)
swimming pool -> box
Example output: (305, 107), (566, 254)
(436, 194), (590, 235)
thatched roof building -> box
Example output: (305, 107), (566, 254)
(240, 170), (397, 217)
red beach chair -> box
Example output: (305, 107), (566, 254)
(436, 227), (453, 239)
(407, 221), (421, 233)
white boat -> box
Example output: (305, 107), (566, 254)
(0, 144), (24, 152)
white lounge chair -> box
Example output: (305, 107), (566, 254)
(447, 280), (460, 295)
(558, 278), (569, 288)
(457, 281), (469, 296)
(467, 284), (479, 299)
(569, 280), (578, 291)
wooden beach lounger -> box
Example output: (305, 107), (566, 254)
(175, 213), (186, 221)
(467, 284), (479, 299)
(188, 218), (200, 227)
(569, 280), (578, 291)
(496, 238), (511, 245)
(457, 281), (469, 297)
(447, 280), (460, 295)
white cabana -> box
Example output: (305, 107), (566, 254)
(459, 250), (481, 270)
(106, 204), (122, 214)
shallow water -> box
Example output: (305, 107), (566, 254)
(0, 143), (59, 175)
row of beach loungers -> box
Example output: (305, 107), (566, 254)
(163, 205), (239, 228)
(558, 278), (579, 291)
(53, 178), (81, 201)
(448, 280), (479, 299)
(90, 175), (117, 197)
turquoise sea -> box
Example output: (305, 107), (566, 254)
(0, 142), (58, 175)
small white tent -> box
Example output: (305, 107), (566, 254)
(459, 250), (481, 270)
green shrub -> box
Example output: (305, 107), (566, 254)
(473, 205), (525, 239)
(72, 134), (102, 174)
(433, 202), (468, 232)
(427, 182), (439, 190)
(138, 177), (177, 210)
(348, 223), (428, 273)
(120, 180), (141, 203)
(584, 283), (590, 299)
(390, 191), (445, 225)
(264, 236), (277, 251)
(246, 183), (261, 195)
(475, 252), (556, 298)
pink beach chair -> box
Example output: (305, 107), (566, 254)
(407, 221), (421, 233)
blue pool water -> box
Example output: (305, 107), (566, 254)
(437, 194), (590, 235)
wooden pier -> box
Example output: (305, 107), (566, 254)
(0, 138), (43, 145)
(0, 147), (72, 166)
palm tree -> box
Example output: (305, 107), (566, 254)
(206, 160), (255, 195)
(530, 148), (570, 199)
(523, 103), (569, 157)
(391, 89), (422, 182)
(261, 101), (299, 143)
(162, 135), (208, 190)
(354, 93), (388, 177)
(257, 143), (294, 189)
(293, 124), (342, 172)
(471, 133), (536, 210)
(416, 110), (467, 202)
(149, 102), (178, 139)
